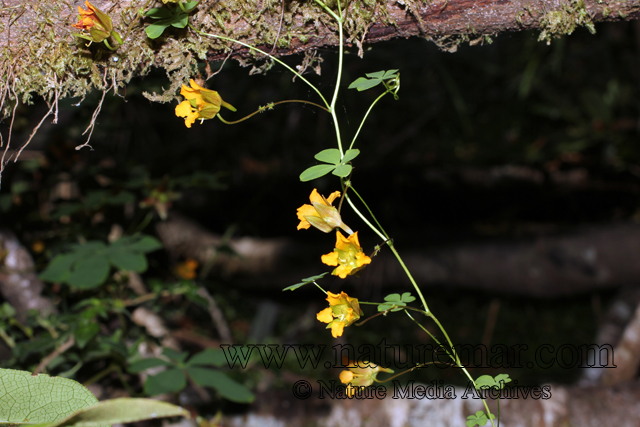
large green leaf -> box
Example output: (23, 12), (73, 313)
(186, 367), (254, 403)
(0, 369), (98, 424)
(49, 398), (189, 427)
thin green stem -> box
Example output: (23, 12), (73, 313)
(218, 99), (330, 125)
(192, 27), (329, 109)
(347, 185), (389, 239)
(314, 282), (327, 294)
(349, 90), (388, 150)
(313, 0), (344, 154)
(405, 310), (496, 427)
(0, 327), (15, 348)
(344, 193), (386, 241)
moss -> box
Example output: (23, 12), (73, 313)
(537, 0), (596, 44)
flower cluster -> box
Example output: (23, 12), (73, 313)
(72, 1), (121, 47)
(297, 189), (373, 338)
(316, 291), (363, 338)
(175, 80), (236, 128)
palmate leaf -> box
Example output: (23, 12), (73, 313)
(349, 69), (399, 92)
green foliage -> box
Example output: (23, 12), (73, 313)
(39, 235), (162, 289)
(475, 374), (512, 390)
(282, 272), (328, 292)
(466, 410), (495, 427)
(299, 149), (360, 181)
(349, 69), (398, 92)
(0, 369), (189, 427)
(128, 348), (254, 403)
(378, 292), (416, 312)
(144, 2), (199, 39)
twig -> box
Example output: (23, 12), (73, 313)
(75, 89), (107, 151)
(32, 335), (75, 375)
(197, 287), (233, 343)
(271, 0), (286, 54)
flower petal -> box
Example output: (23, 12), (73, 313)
(175, 101), (198, 128)
(339, 370), (354, 384)
(316, 307), (334, 324)
(330, 321), (345, 338)
(321, 251), (339, 267)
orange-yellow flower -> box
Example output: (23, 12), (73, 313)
(174, 259), (199, 280)
(339, 360), (393, 397)
(321, 231), (371, 279)
(175, 79), (236, 128)
(297, 189), (353, 234)
(72, 1), (113, 43)
(316, 291), (363, 338)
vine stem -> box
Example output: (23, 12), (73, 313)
(349, 90), (388, 150)
(313, 0), (345, 155)
(192, 27), (329, 110)
(406, 311), (496, 427)
(218, 99), (329, 125)
(344, 188), (429, 314)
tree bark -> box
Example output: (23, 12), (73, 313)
(1, 0), (639, 106)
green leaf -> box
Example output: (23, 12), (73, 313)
(127, 358), (174, 373)
(186, 367), (254, 403)
(332, 164), (352, 177)
(74, 323), (100, 349)
(108, 251), (147, 273)
(39, 254), (75, 283)
(283, 272), (328, 292)
(365, 70), (385, 79)
(144, 7), (174, 18)
(400, 292), (416, 303)
(0, 368), (98, 424)
(384, 293), (401, 302)
(348, 77), (382, 91)
(186, 349), (228, 367)
(341, 149), (360, 163)
(299, 164), (336, 182)
(114, 235), (163, 253)
(48, 398), (189, 427)
(67, 257), (110, 289)
(383, 70), (399, 79)
(145, 23), (168, 39)
(144, 369), (187, 395)
(162, 347), (189, 363)
(183, 1), (199, 12)
(171, 14), (189, 28)
(314, 149), (342, 164)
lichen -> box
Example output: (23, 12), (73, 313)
(537, 0), (596, 44)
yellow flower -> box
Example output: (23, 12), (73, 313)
(297, 189), (353, 234)
(321, 231), (371, 279)
(339, 360), (393, 397)
(175, 79), (236, 128)
(316, 291), (363, 338)
(72, 1), (113, 43)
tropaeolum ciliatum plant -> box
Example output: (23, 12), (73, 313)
(139, 0), (512, 424)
